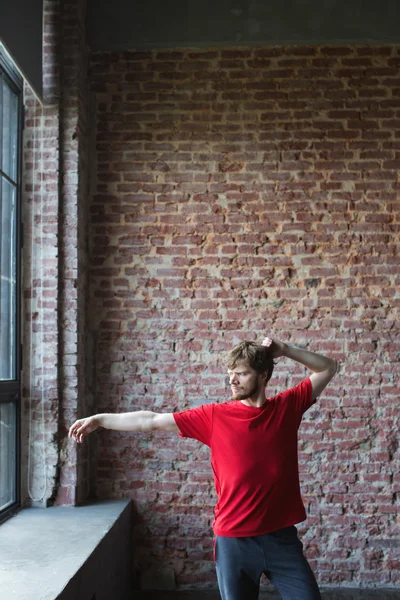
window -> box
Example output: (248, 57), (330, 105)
(0, 46), (23, 523)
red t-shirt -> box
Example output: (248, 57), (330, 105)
(173, 377), (316, 537)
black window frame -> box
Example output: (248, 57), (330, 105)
(0, 45), (24, 525)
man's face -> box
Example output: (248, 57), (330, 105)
(227, 361), (266, 400)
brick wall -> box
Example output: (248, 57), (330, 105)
(89, 45), (400, 589)
(56, 0), (92, 507)
(21, 1), (61, 507)
(21, 0), (92, 508)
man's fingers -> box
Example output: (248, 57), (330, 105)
(69, 417), (97, 444)
(75, 419), (93, 442)
(78, 426), (89, 443)
(68, 419), (85, 442)
(76, 424), (87, 440)
(68, 422), (76, 438)
(74, 428), (84, 444)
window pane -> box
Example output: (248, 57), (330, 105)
(2, 80), (19, 182)
(0, 402), (16, 510)
(0, 177), (17, 381)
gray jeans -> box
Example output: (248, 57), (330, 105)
(213, 526), (322, 600)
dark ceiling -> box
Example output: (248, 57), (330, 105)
(87, 0), (400, 50)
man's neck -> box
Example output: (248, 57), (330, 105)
(240, 392), (267, 408)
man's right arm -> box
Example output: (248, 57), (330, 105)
(69, 411), (179, 443)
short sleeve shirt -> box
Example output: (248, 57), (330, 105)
(173, 378), (315, 537)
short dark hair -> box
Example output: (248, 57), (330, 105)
(225, 340), (275, 382)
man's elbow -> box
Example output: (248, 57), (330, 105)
(332, 359), (339, 375)
(325, 358), (338, 376)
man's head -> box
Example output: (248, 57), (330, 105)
(224, 341), (275, 401)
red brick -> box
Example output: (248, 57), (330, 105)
(20, 38), (400, 587)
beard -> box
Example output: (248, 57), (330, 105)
(231, 380), (262, 401)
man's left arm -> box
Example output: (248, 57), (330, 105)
(262, 337), (338, 401)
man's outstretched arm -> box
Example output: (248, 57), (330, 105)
(262, 336), (338, 400)
(69, 411), (179, 443)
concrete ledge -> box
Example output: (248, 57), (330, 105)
(0, 499), (133, 600)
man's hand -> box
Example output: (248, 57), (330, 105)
(261, 336), (287, 358)
(262, 337), (338, 400)
(69, 416), (99, 444)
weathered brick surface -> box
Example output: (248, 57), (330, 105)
(21, 0), (92, 508)
(21, 0), (62, 507)
(89, 46), (400, 587)
(56, 0), (92, 507)
(21, 35), (400, 588)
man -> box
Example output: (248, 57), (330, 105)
(69, 336), (337, 600)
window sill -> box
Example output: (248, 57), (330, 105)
(0, 498), (133, 600)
